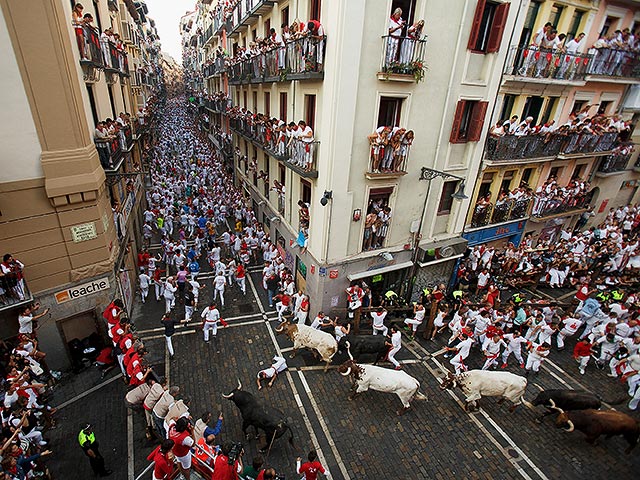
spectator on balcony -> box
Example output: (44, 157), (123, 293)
(2, 254), (26, 301)
(94, 121), (114, 169)
(397, 129), (414, 171)
(72, 3), (88, 60)
(386, 8), (405, 66)
(489, 120), (506, 137)
(305, 20), (326, 68)
(534, 29), (561, 77)
(375, 206), (392, 249)
(502, 115), (519, 134)
(399, 19), (425, 64)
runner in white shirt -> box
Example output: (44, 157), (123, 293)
(386, 326), (402, 369)
(501, 331), (527, 368)
(482, 335), (507, 370)
(256, 355), (288, 390)
(200, 303), (220, 343)
(370, 307), (389, 336)
(213, 273), (226, 307)
(556, 317), (583, 350)
(447, 335), (474, 373)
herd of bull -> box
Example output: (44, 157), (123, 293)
(220, 319), (639, 456)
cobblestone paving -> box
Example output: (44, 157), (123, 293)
(46, 267), (640, 480)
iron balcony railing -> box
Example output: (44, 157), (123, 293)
(531, 192), (591, 218)
(227, 36), (326, 84)
(587, 48), (640, 79)
(204, 97), (232, 113)
(367, 132), (413, 175)
(204, 57), (226, 77)
(379, 35), (427, 80)
(0, 267), (32, 309)
(102, 40), (130, 76)
(471, 198), (531, 228)
(504, 45), (592, 81)
(598, 153), (632, 173)
(229, 117), (319, 176)
(75, 25), (104, 68)
(95, 124), (133, 170)
(485, 132), (619, 161)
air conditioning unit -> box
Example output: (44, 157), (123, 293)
(418, 238), (468, 264)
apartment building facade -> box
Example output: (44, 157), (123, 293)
(184, 0), (524, 311)
(465, 0), (640, 248)
(0, 0), (161, 369)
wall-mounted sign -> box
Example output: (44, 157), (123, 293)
(329, 270), (339, 279)
(55, 277), (110, 304)
(71, 222), (97, 243)
(319, 267), (327, 277)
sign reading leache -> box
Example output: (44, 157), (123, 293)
(55, 277), (110, 304)
(71, 222), (97, 243)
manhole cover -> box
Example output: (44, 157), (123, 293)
(507, 448), (519, 458)
(238, 304), (254, 314)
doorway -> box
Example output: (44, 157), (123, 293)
(522, 96), (544, 125)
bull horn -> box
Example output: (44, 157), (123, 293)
(340, 367), (351, 377)
(275, 324), (283, 332)
(345, 341), (354, 361)
(563, 420), (574, 432)
(237, 379), (242, 391)
(221, 392), (233, 399)
(548, 399), (564, 414)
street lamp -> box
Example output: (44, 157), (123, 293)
(412, 167), (468, 339)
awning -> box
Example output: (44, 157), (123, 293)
(347, 260), (413, 281)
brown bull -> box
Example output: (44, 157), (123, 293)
(556, 409), (640, 454)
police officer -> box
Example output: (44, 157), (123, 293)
(78, 424), (112, 476)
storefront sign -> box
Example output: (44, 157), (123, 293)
(463, 220), (525, 247)
(371, 274), (383, 283)
(55, 277), (110, 304)
(71, 222), (97, 243)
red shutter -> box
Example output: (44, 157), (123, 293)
(486, 2), (511, 53)
(450, 101), (467, 144)
(467, 0), (487, 51)
(468, 101), (489, 142)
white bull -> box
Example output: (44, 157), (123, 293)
(338, 359), (427, 415)
(275, 319), (337, 372)
(440, 369), (527, 412)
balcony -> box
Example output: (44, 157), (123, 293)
(586, 48), (640, 82)
(503, 46), (591, 84)
(204, 57), (226, 77)
(75, 25), (104, 82)
(229, 118), (319, 178)
(596, 152), (633, 176)
(95, 124), (134, 171)
(365, 129), (413, 179)
(530, 192), (591, 220)
(103, 40), (130, 78)
(227, 36), (326, 85)
(204, 97), (232, 113)
(485, 132), (619, 163)
(470, 198), (531, 228)
(223, 0), (275, 37)
(0, 268), (33, 311)
(200, 24), (214, 47)
(377, 35), (427, 83)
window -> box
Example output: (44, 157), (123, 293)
(571, 100), (587, 115)
(522, 96), (544, 125)
(252, 28), (257, 41)
(279, 92), (287, 123)
(264, 92), (271, 117)
(437, 181), (458, 215)
(363, 188), (394, 251)
(390, 0), (417, 26)
(521, 167), (534, 186)
(478, 172), (494, 199)
(500, 94), (516, 123)
(301, 179), (311, 205)
(243, 91), (248, 109)
(540, 97), (558, 125)
(573, 164), (586, 179)
(468, 0), (510, 53)
(281, 7), (289, 27)
(548, 4), (564, 28)
(310, 0), (322, 20)
(517, 1), (541, 47)
(548, 166), (562, 181)
(253, 91), (258, 112)
(450, 100), (488, 143)
(377, 97), (403, 127)
(107, 85), (116, 118)
(500, 170), (515, 194)
(265, 18), (271, 37)
(86, 84), (98, 126)
(279, 164), (286, 185)
(600, 16), (616, 37)
(304, 94), (316, 129)
(567, 10), (584, 42)
(598, 101), (612, 115)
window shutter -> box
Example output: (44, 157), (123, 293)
(486, 2), (510, 53)
(468, 101), (489, 142)
(449, 101), (467, 144)
(467, 0), (487, 51)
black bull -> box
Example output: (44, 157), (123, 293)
(532, 389), (602, 422)
(223, 383), (294, 450)
(338, 335), (389, 364)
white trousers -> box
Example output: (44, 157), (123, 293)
(502, 348), (523, 365)
(373, 325), (388, 336)
(404, 318), (422, 332)
(214, 287), (225, 306)
(203, 322), (217, 342)
(388, 346), (401, 367)
(165, 336), (174, 356)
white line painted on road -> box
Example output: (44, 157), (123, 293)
(54, 374), (123, 410)
(127, 408), (134, 480)
(139, 319), (266, 341)
(136, 313), (263, 334)
(249, 275), (350, 480)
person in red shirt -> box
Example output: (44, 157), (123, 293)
(235, 263), (246, 295)
(573, 338), (594, 375)
(211, 442), (243, 480)
(147, 439), (176, 480)
(169, 417), (194, 479)
(296, 450), (326, 480)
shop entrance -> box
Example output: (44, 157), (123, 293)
(57, 311), (103, 371)
(359, 267), (410, 307)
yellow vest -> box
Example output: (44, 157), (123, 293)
(78, 430), (95, 448)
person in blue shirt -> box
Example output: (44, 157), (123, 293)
(187, 246), (198, 262)
(188, 259), (200, 279)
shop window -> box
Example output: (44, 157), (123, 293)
(450, 100), (488, 143)
(468, 0), (510, 53)
(279, 92), (287, 123)
(377, 97), (403, 128)
(437, 181), (458, 215)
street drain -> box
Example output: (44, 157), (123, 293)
(507, 448), (519, 458)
